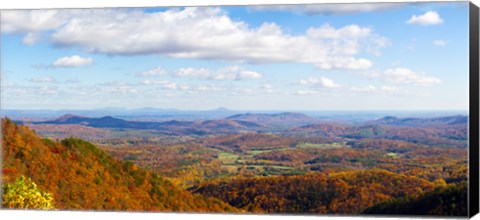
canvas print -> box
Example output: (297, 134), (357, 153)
(0, 1), (473, 216)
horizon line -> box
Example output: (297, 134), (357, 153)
(1, 108), (470, 112)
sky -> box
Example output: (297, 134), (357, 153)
(0, 2), (470, 111)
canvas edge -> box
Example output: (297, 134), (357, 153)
(0, 1), (476, 218)
(469, 1), (480, 218)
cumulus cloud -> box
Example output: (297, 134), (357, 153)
(433, 40), (447, 46)
(136, 66), (167, 77)
(251, 3), (405, 15)
(383, 68), (441, 86)
(1, 10), (67, 33)
(2, 8), (388, 70)
(406, 11), (443, 26)
(299, 76), (341, 88)
(174, 65), (262, 80)
(52, 55), (93, 68)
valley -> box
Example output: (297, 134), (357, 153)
(2, 111), (469, 215)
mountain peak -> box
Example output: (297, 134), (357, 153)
(380, 116), (398, 121)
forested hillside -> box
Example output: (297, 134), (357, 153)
(363, 182), (467, 216)
(191, 169), (438, 214)
(2, 117), (468, 216)
(1, 118), (237, 212)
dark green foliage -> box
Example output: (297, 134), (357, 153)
(362, 182), (468, 216)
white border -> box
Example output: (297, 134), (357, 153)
(0, 0), (478, 9)
(0, 0), (478, 220)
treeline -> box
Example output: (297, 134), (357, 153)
(2, 118), (238, 212)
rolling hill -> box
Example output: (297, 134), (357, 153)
(191, 169), (436, 214)
(28, 114), (468, 149)
(31, 114), (265, 135)
(1, 118), (239, 212)
(363, 182), (467, 216)
(367, 115), (468, 128)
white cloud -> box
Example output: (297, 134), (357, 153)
(191, 85), (224, 93)
(238, 70), (262, 80)
(293, 90), (318, 95)
(52, 55), (93, 68)
(136, 66), (167, 77)
(406, 11), (443, 26)
(98, 81), (138, 95)
(351, 85), (377, 92)
(361, 70), (382, 79)
(174, 65), (262, 80)
(383, 68), (441, 86)
(250, 3), (405, 15)
(29, 76), (56, 83)
(141, 80), (190, 91)
(3, 84), (59, 96)
(433, 40), (448, 46)
(233, 87), (254, 94)
(2, 8), (387, 70)
(175, 68), (211, 79)
(351, 85), (399, 93)
(299, 76), (341, 88)
(22, 33), (41, 45)
(262, 84), (274, 93)
(1, 10), (66, 33)
(141, 80), (168, 86)
(361, 68), (441, 87)
(38, 86), (58, 95)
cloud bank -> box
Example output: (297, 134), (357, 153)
(2, 7), (388, 70)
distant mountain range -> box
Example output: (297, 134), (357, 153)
(5, 108), (468, 125)
(30, 113), (468, 130)
(30, 113), (260, 135)
(366, 115), (468, 127)
(26, 112), (321, 135)
(226, 112), (322, 126)
(23, 113), (468, 148)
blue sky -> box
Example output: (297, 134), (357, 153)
(0, 2), (470, 110)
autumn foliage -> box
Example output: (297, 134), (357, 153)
(1, 118), (237, 212)
(192, 169), (436, 214)
(1, 117), (469, 216)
